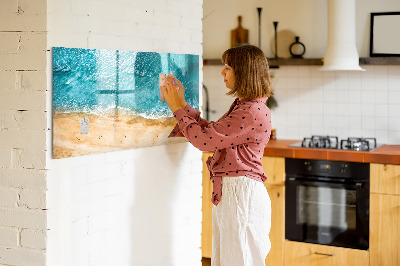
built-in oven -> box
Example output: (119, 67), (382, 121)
(285, 158), (369, 250)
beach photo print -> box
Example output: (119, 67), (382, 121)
(52, 47), (199, 159)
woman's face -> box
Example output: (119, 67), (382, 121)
(220, 64), (235, 89)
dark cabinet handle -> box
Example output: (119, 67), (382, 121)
(314, 252), (335, 256)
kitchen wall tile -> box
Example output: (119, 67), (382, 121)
(388, 91), (400, 104)
(348, 103), (362, 116)
(286, 77), (299, 89)
(374, 65), (388, 77)
(323, 115), (336, 129)
(361, 90), (375, 104)
(374, 90), (388, 104)
(361, 104), (375, 117)
(311, 114), (324, 129)
(298, 67), (311, 78)
(298, 102), (312, 115)
(388, 104), (400, 117)
(336, 128), (349, 140)
(387, 65), (400, 76)
(336, 90), (349, 103)
(362, 129), (376, 138)
(298, 77), (311, 89)
(388, 131), (400, 144)
(310, 66), (324, 77)
(323, 103), (336, 116)
(272, 67), (286, 78)
(349, 116), (362, 129)
(311, 127), (325, 136)
(348, 90), (362, 103)
(311, 86), (323, 101)
(374, 77), (388, 91)
(362, 116), (375, 130)
(348, 71), (362, 90)
(323, 85), (336, 103)
(311, 102), (324, 113)
(388, 117), (400, 131)
(285, 66), (298, 77)
(349, 128), (362, 137)
(322, 70), (335, 78)
(361, 74), (374, 91)
(336, 115), (349, 129)
(336, 103), (349, 116)
(388, 75), (400, 91)
(310, 77), (324, 90)
(374, 117), (389, 130)
(335, 72), (349, 90)
(374, 130), (389, 144)
(375, 104), (389, 117)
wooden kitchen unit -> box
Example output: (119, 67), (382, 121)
(201, 140), (400, 266)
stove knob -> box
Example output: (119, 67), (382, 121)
(340, 164), (347, 174)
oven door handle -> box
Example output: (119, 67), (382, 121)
(287, 177), (364, 189)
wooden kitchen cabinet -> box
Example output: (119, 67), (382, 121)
(284, 241), (369, 266)
(202, 152), (214, 258)
(370, 163), (400, 266)
(264, 184), (285, 266)
(201, 154), (286, 265)
(370, 163), (400, 195)
(262, 156), (285, 266)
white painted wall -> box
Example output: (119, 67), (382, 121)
(203, 0), (400, 145)
(203, 0), (400, 58)
(0, 0), (48, 265)
(46, 0), (203, 266)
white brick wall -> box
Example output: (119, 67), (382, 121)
(46, 1), (203, 266)
(0, 0), (48, 265)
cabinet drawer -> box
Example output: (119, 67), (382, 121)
(284, 241), (369, 266)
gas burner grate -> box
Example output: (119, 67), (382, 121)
(301, 135), (339, 149)
(340, 137), (377, 151)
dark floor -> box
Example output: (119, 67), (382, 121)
(202, 257), (211, 266)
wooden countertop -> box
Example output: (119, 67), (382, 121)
(263, 139), (400, 165)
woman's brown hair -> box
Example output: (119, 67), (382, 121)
(221, 44), (273, 99)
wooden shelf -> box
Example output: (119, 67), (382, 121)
(203, 58), (323, 67)
(359, 57), (400, 65)
(203, 57), (400, 67)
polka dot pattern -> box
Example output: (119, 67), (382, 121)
(169, 97), (272, 206)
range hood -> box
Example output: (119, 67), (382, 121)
(320, 0), (365, 71)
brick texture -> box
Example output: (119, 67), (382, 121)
(0, 0), (48, 265)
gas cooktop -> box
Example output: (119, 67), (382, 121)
(289, 135), (383, 151)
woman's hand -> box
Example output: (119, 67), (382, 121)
(172, 77), (187, 108)
(161, 77), (186, 113)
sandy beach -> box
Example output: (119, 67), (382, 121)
(52, 110), (186, 159)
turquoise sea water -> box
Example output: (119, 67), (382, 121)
(52, 47), (199, 118)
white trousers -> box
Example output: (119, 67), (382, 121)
(212, 176), (271, 266)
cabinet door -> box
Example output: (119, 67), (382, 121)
(370, 193), (400, 266)
(202, 152), (213, 258)
(284, 241), (369, 266)
(264, 184), (284, 266)
(261, 156), (285, 185)
(370, 163), (400, 195)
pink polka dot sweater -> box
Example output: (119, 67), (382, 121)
(169, 97), (272, 206)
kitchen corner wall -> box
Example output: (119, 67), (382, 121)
(203, 0), (400, 145)
(46, 1), (203, 266)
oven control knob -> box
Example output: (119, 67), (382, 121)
(340, 164), (347, 174)
(304, 162), (312, 171)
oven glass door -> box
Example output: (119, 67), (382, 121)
(286, 179), (369, 250)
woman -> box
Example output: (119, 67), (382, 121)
(161, 44), (273, 266)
